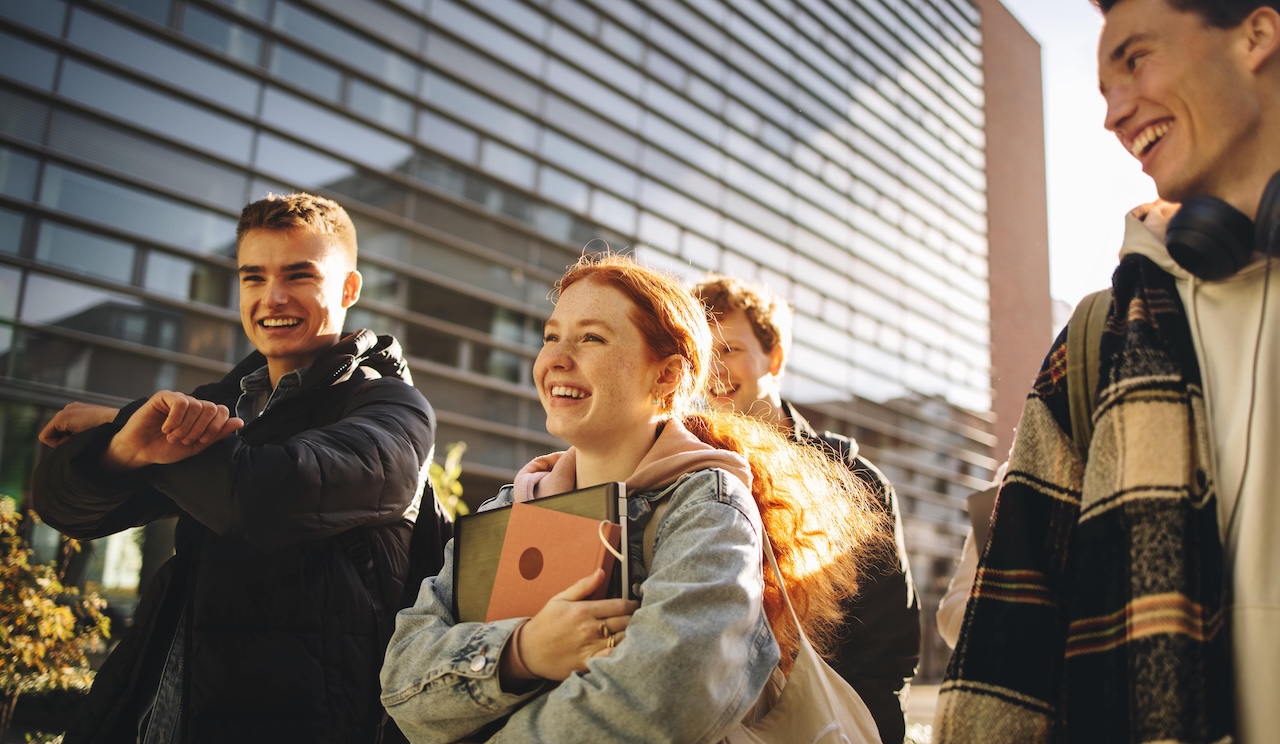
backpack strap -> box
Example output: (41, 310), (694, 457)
(642, 498), (672, 571)
(1066, 288), (1112, 461)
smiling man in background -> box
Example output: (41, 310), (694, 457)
(693, 274), (920, 744)
(34, 192), (445, 743)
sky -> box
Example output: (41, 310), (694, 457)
(995, 1), (1158, 308)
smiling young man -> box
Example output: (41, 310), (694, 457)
(934, 2), (1280, 742)
(692, 274), (919, 744)
(33, 193), (445, 743)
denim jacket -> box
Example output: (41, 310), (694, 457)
(380, 468), (780, 743)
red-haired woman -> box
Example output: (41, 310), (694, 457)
(380, 254), (884, 743)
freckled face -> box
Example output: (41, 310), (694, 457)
(534, 281), (667, 452)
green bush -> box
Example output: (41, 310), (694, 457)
(0, 497), (109, 740)
(430, 442), (469, 520)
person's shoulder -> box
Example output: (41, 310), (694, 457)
(340, 371), (431, 407)
(662, 468), (757, 525)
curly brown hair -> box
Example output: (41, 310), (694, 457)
(691, 273), (792, 359)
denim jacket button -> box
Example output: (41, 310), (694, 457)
(470, 655), (487, 672)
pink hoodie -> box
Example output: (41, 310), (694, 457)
(510, 419), (752, 502)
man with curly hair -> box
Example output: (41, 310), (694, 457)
(693, 273), (920, 744)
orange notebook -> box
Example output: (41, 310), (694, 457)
(453, 482), (627, 623)
(484, 502), (622, 622)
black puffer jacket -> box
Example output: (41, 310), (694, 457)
(34, 331), (442, 744)
(782, 401), (920, 744)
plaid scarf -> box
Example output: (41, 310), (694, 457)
(934, 254), (1234, 743)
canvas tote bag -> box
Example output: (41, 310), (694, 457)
(724, 530), (883, 744)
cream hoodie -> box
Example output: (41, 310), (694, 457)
(1119, 203), (1280, 744)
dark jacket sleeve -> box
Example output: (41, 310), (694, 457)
(32, 400), (181, 539)
(827, 453), (920, 744)
(145, 377), (436, 553)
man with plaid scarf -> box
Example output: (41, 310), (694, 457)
(935, 0), (1280, 741)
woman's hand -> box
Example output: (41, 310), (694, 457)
(501, 568), (640, 683)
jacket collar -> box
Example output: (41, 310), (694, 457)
(220, 329), (411, 396)
(780, 399), (860, 460)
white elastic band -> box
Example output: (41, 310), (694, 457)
(598, 520), (624, 561)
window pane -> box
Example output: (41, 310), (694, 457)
(416, 110), (477, 162)
(0, 0), (67, 34)
(143, 251), (233, 307)
(0, 266), (18, 318)
(58, 61), (254, 163)
(182, 5), (263, 65)
(254, 133), (354, 188)
(13, 329), (217, 400)
(304, 0), (422, 53)
(48, 110), (250, 213)
(210, 0), (270, 21)
(0, 207), (22, 256)
(475, 346), (524, 384)
(349, 80), (414, 134)
(0, 30), (57, 90)
(36, 222), (136, 284)
(541, 131), (638, 198)
(39, 165), (238, 255)
(22, 274), (235, 361)
(68, 9), (260, 114)
(421, 72), (538, 150)
(538, 167), (588, 213)
(0, 147), (38, 200)
(479, 140), (535, 190)
(326, 172), (408, 216)
(0, 88), (51, 145)
(261, 88), (412, 171)
(268, 44), (342, 102)
(100, 0), (169, 24)
(273, 1), (416, 91)
(425, 33), (540, 112)
(21, 273), (140, 327)
(428, 1), (543, 72)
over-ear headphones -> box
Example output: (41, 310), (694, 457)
(1166, 170), (1280, 280)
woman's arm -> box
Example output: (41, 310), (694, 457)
(382, 470), (778, 744)
(380, 538), (547, 744)
(496, 469), (779, 744)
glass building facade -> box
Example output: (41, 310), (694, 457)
(1, 0), (1019, 678)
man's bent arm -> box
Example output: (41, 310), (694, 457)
(146, 378), (435, 553)
(32, 406), (181, 539)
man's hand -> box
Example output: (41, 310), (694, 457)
(103, 391), (244, 472)
(39, 402), (121, 448)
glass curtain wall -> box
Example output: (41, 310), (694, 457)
(0, 0), (995, 678)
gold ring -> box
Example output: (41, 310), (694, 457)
(606, 633), (616, 649)
(599, 623), (609, 639)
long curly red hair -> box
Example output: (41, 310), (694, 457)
(556, 254), (888, 669)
